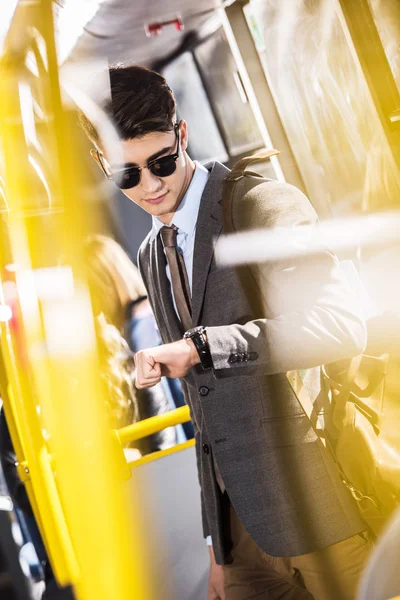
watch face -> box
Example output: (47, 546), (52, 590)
(185, 326), (204, 338)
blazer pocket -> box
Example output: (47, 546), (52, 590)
(260, 413), (318, 447)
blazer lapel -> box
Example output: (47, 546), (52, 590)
(191, 162), (229, 326)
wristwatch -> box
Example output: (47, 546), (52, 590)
(183, 326), (213, 370)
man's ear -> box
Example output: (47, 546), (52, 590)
(179, 119), (189, 152)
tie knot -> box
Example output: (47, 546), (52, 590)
(160, 225), (178, 248)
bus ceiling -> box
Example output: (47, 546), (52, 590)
(63, 0), (226, 67)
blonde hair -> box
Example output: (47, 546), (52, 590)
(85, 235), (146, 329)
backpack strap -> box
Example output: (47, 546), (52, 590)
(225, 149), (280, 181)
(223, 149), (279, 233)
(286, 370), (327, 447)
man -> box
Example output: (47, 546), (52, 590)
(81, 65), (372, 599)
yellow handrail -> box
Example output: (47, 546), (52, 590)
(0, 1), (149, 598)
(117, 405), (191, 445)
(127, 439), (195, 469)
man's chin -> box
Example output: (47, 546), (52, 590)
(144, 202), (176, 222)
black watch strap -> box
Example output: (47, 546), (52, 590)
(184, 326), (213, 370)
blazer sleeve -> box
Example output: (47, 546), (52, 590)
(206, 180), (367, 375)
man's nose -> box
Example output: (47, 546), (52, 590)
(140, 167), (163, 193)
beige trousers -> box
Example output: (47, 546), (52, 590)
(223, 506), (373, 600)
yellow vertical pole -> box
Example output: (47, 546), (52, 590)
(0, 0), (150, 598)
(0, 49), (79, 585)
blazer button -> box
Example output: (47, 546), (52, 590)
(249, 352), (259, 361)
(203, 444), (210, 455)
(199, 386), (209, 396)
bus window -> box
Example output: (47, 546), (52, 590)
(244, 0), (400, 215)
(194, 27), (264, 157)
(368, 0), (400, 95)
(162, 52), (228, 164)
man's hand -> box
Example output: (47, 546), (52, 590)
(208, 546), (226, 600)
(134, 339), (200, 389)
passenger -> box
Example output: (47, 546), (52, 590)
(85, 234), (182, 450)
(80, 65), (371, 600)
(94, 311), (138, 430)
(0, 258), (142, 598)
(0, 237), (168, 597)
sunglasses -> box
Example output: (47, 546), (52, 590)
(91, 124), (180, 190)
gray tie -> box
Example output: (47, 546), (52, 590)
(160, 226), (192, 332)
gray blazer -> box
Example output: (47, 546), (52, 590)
(138, 161), (367, 565)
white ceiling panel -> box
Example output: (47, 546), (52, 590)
(67, 0), (224, 66)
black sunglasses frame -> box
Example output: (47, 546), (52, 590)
(92, 123), (181, 190)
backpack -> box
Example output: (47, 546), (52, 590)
(222, 150), (398, 536)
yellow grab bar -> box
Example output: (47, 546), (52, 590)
(117, 405), (191, 446)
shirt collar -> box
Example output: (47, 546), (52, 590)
(151, 161), (210, 240)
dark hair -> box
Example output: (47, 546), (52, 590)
(79, 65), (176, 146)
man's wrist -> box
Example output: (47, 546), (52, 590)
(183, 326), (213, 370)
(208, 542), (216, 563)
(184, 338), (201, 367)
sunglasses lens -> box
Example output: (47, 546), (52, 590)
(109, 153), (177, 189)
(149, 156), (177, 178)
(113, 168), (141, 190)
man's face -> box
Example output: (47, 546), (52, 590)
(102, 121), (190, 224)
